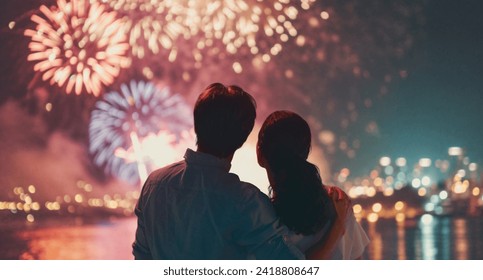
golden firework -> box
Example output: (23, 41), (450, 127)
(25, 0), (131, 96)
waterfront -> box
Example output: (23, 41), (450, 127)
(0, 217), (136, 260)
(360, 215), (483, 260)
(1, 215), (482, 260)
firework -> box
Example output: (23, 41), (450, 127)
(181, 0), (312, 56)
(104, 0), (313, 68)
(100, 0), (188, 60)
(88, 80), (194, 185)
(24, 0), (130, 96)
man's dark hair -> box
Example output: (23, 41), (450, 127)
(194, 82), (256, 158)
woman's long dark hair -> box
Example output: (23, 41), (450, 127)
(258, 111), (336, 235)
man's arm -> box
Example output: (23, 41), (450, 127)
(132, 207), (153, 259)
(132, 183), (153, 260)
(233, 189), (305, 260)
(306, 186), (351, 259)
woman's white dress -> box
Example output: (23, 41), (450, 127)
(289, 210), (370, 259)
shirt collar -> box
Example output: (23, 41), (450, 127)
(184, 148), (231, 172)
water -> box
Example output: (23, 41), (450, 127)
(1, 215), (482, 260)
(360, 215), (483, 260)
(0, 217), (136, 260)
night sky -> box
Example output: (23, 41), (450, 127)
(0, 0), (482, 187)
(342, 0), (483, 178)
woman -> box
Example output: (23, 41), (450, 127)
(257, 110), (369, 259)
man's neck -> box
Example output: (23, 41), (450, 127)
(196, 147), (234, 163)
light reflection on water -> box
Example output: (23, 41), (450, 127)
(361, 215), (483, 260)
(397, 222), (407, 260)
(454, 219), (469, 260)
(1, 218), (136, 260)
(1, 216), (482, 260)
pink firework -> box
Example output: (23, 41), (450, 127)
(24, 0), (131, 96)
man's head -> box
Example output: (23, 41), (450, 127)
(194, 82), (256, 158)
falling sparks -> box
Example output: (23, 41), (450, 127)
(101, 0), (188, 60)
(179, 0), (307, 57)
(104, 0), (312, 69)
(88, 80), (194, 185)
(24, 0), (131, 96)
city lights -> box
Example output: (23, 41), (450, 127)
(325, 147), (481, 222)
(419, 158), (432, 167)
(449, 147), (463, 156)
(379, 156), (391, 166)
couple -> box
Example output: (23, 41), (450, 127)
(132, 83), (369, 260)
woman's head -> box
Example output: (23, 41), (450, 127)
(257, 110), (311, 167)
(257, 110), (335, 235)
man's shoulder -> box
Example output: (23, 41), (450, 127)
(238, 180), (266, 199)
(221, 175), (270, 206)
(148, 160), (185, 180)
(139, 161), (186, 195)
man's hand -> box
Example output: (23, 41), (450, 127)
(326, 186), (352, 232)
(326, 185), (350, 201)
(305, 186), (352, 259)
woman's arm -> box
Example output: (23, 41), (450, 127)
(305, 186), (351, 259)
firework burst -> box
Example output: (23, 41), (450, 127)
(24, 0), (131, 96)
(103, 0), (313, 71)
(182, 0), (312, 56)
(88, 80), (194, 185)
(101, 0), (188, 60)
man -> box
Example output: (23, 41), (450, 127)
(132, 83), (346, 259)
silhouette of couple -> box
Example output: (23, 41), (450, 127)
(132, 83), (368, 260)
